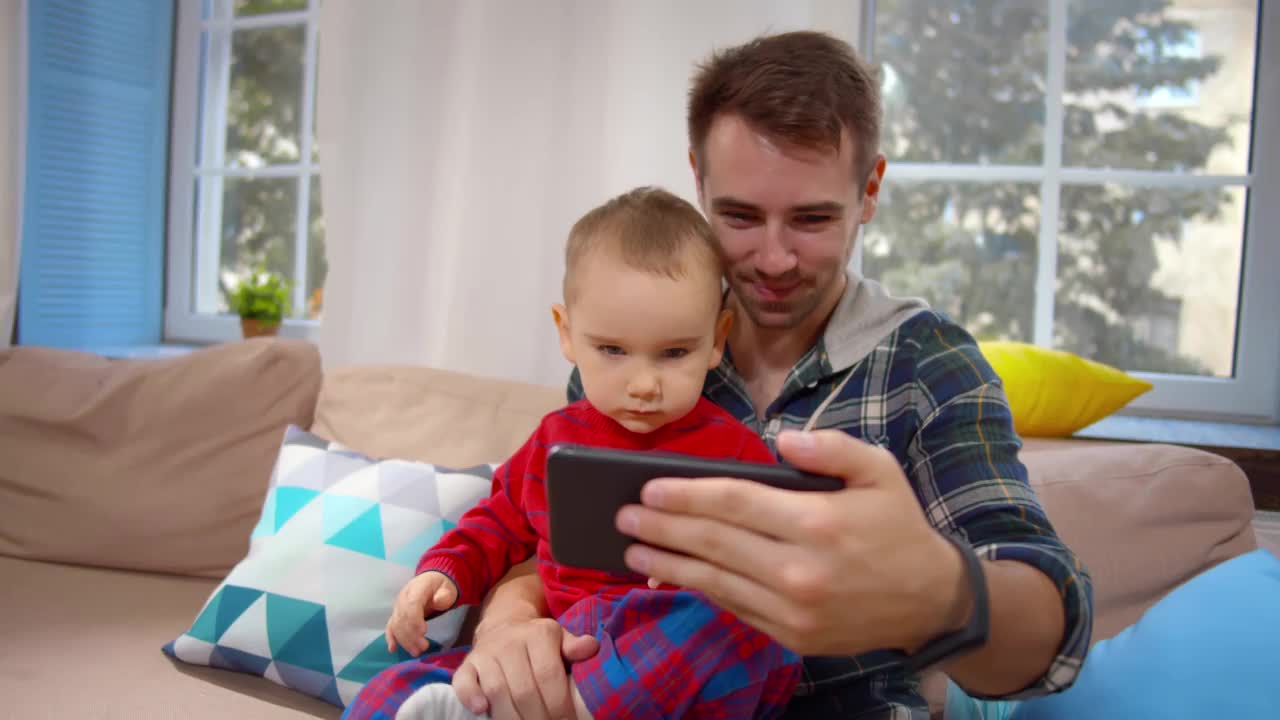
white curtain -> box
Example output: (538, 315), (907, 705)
(0, 1), (22, 349)
(317, 0), (863, 386)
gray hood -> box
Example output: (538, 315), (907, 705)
(823, 269), (930, 371)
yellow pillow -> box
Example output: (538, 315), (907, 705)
(978, 341), (1153, 438)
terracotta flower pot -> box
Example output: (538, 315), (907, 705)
(240, 317), (281, 339)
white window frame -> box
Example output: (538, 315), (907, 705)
(165, 0), (321, 344)
(861, 0), (1280, 423)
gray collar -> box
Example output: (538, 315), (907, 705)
(822, 269), (930, 371)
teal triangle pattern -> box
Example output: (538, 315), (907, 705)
(318, 678), (343, 708)
(323, 494), (377, 540)
(188, 585), (264, 643)
(327, 505), (386, 559)
(210, 645), (272, 675)
(336, 634), (421, 684)
(274, 660), (335, 698)
(388, 519), (452, 568)
(268, 595), (334, 676)
(265, 593), (331, 674)
(251, 488), (278, 539)
(274, 486), (321, 531)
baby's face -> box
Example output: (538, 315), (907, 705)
(557, 251), (728, 434)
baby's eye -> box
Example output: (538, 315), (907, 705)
(662, 348), (690, 359)
(598, 345), (625, 356)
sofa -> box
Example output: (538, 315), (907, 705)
(0, 338), (1262, 719)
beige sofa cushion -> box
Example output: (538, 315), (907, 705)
(1022, 438), (1257, 641)
(311, 365), (564, 466)
(0, 555), (339, 719)
(0, 339), (321, 578)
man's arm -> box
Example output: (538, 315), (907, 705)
(472, 558), (547, 639)
(924, 552), (1069, 696)
(903, 319), (1092, 698)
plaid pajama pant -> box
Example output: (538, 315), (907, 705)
(343, 589), (800, 720)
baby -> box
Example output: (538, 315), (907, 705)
(343, 187), (799, 720)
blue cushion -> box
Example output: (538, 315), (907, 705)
(1008, 549), (1280, 719)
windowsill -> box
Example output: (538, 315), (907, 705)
(1075, 414), (1280, 452)
(87, 343), (206, 359)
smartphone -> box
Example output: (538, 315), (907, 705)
(545, 443), (841, 574)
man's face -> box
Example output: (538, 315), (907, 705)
(553, 248), (731, 434)
(694, 114), (883, 330)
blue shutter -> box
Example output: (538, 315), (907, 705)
(18, 0), (174, 348)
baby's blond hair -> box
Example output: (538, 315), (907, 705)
(563, 187), (722, 304)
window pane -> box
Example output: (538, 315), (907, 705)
(864, 182), (1039, 341)
(226, 25), (305, 167)
(1054, 184), (1244, 377)
(218, 177), (298, 313)
(234, 0), (307, 17)
(1064, 0), (1257, 174)
(305, 175), (326, 320)
(874, 0), (1047, 165)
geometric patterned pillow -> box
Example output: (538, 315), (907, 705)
(164, 425), (495, 707)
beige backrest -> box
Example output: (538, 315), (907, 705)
(0, 339), (322, 577)
(311, 365), (564, 467)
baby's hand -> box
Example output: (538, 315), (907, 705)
(385, 571), (458, 657)
(647, 577), (661, 590)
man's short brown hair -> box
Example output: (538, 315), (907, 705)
(564, 186), (721, 303)
(688, 30), (881, 180)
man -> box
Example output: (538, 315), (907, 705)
(451, 31), (1093, 719)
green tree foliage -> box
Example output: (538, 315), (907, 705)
(217, 0), (326, 315)
(866, 0), (1239, 375)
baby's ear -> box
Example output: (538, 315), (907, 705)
(709, 308), (733, 368)
(552, 304), (575, 364)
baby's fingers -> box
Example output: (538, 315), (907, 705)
(430, 580), (458, 610)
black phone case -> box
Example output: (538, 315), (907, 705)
(545, 442), (841, 574)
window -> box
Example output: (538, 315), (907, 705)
(166, 0), (325, 342)
(862, 0), (1279, 422)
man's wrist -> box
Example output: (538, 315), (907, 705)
(941, 535), (976, 633)
(474, 603), (544, 643)
(909, 533), (976, 651)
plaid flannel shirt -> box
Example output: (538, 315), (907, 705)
(568, 290), (1093, 718)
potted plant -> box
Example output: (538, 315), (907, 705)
(228, 267), (292, 339)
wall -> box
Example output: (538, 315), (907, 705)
(0, 0), (22, 348)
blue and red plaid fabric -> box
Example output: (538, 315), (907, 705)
(343, 590), (799, 719)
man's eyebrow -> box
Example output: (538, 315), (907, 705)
(710, 196), (760, 212)
(710, 196), (844, 214)
(792, 201), (845, 215)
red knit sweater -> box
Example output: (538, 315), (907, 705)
(416, 397), (776, 617)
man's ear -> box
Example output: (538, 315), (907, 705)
(552, 303), (575, 365)
(860, 154), (887, 224)
(708, 307), (734, 369)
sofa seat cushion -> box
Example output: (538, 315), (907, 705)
(0, 555), (339, 719)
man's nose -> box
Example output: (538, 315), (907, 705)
(757, 223), (798, 276)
